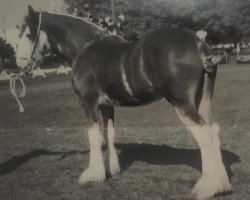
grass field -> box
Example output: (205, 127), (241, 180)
(0, 64), (249, 200)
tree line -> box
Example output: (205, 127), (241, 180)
(0, 37), (15, 68)
(64, 0), (250, 46)
(1, 0), (250, 63)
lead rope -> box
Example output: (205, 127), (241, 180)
(9, 72), (26, 113)
(9, 13), (42, 113)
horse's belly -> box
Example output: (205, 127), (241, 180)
(129, 91), (163, 106)
(102, 87), (162, 107)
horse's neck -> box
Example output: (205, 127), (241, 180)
(44, 14), (105, 66)
(49, 31), (82, 66)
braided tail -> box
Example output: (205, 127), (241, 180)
(197, 41), (220, 73)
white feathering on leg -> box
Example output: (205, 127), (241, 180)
(108, 119), (120, 175)
(189, 125), (232, 200)
(211, 123), (220, 147)
(79, 123), (106, 183)
(175, 107), (231, 199)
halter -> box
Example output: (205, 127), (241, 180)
(30, 12), (42, 61)
(16, 12), (42, 65)
(7, 13), (42, 113)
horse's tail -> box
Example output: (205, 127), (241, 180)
(197, 40), (218, 119)
(197, 40), (220, 74)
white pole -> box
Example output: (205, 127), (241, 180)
(111, 0), (116, 23)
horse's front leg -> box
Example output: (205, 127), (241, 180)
(78, 95), (106, 183)
(100, 105), (120, 176)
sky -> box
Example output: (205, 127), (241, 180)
(0, 0), (68, 31)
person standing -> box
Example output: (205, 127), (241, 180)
(236, 43), (241, 55)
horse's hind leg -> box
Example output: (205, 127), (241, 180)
(78, 94), (106, 183)
(100, 105), (120, 176)
(198, 69), (217, 124)
(198, 71), (226, 177)
(175, 104), (231, 199)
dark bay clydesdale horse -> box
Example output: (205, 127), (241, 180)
(16, 6), (232, 200)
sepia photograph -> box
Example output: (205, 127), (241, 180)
(0, 0), (249, 199)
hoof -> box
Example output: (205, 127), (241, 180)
(78, 167), (106, 183)
(192, 175), (232, 200)
(110, 160), (120, 176)
(109, 152), (120, 176)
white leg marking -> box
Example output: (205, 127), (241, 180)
(198, 74), (213, 124)
(189, 124), (232, 200)
(210, 123), (228, 177)
(198, 97), (212, 123)
(108, 119), (120, 175)
(79, 123), (106, 183)
(33, 31), (50, 61)
(175, 107), (231, 199)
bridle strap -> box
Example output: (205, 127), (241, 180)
(30, 12), (42, 71)
(31, 12), (42, 56)
(16, 12), (42, 72)
(37, 12), (42, 36)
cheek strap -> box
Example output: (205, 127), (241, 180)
(31, 12), (42, 58)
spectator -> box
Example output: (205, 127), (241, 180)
(236, 43), (241, 55)
(196, 28), (207, 42)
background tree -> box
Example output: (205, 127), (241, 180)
(0, 37), (16, 69)
(0, 37), (15, 59)
(64, 0), (111, 18)
(64, 0), (250, 45)
(194, 0), (250, 45)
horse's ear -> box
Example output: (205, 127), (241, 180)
(28, 5), (36, 17)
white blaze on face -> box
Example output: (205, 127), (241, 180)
(16, 26), (34, 68)
(16, 26), (50, 69)
(32, 30), (50, 62)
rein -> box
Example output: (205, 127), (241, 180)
(30, 12), (42, 61)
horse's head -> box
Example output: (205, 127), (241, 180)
(16, 5), (51, 71)
(16, 5), (108, 69)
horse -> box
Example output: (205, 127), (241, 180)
(16, 5), (232, 200)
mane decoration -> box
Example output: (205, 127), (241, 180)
(46, 11), (107, 32)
